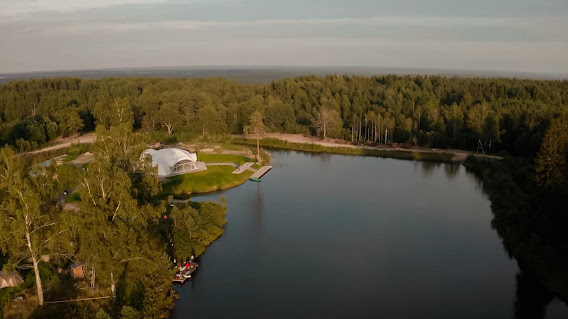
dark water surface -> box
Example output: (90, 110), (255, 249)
(171, 151), (568, 319)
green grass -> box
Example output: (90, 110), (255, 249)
(162, 166), (253, 195)
(65, 192), (81, 203)
(198, 153), (254, 165)
(252, 163), (262, 170)
(63, 153), (80, 162)
(232, 137), (454, 162)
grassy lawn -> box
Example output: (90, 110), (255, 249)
(63, 153), (80, 162)
(162, 166), (253, 195)
(198, 153), (255, 165)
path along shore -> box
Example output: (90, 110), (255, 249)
(234, 133), (502, 162)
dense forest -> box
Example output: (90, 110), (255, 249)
(1, 75), (567, 156)
(0, 110), (228, 318)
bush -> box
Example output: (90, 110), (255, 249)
(121, 305), (140, 319)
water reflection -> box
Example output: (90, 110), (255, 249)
(514, 269), (554, 319)
(174, 151), (568, 319)
(251, 183), (263, 238)
(443, 162), (461, 180)
(419, 161), (441, 178)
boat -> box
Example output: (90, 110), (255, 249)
(249, 177), (262, 182)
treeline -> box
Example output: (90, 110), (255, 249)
(464, 155), (568, 304)
(461, 113), (568, 305)
(1, 75), (567, 156)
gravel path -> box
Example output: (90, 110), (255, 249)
(23, 133), (97, 155)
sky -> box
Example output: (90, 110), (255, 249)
(0, 0), (567, 74)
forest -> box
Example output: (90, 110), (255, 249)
(1, 75), (568, 318)
(0, 108), (228, 318)
(0, 75), (567, 157)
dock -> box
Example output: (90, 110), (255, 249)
(249, 166), (272, 182)
(172, 261), (198, 283)
(232, 162), (254, 174)
(172, 276), (188, 284)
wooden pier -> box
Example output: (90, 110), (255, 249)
(249, 166), (272, 182)
(172, 261), (198, 283)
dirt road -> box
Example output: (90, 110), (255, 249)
(23, 133), (97, 155)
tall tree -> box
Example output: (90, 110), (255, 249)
(247, 111), (265, 163)
(197, 105), (222, 136)
(446, 103), (464, 139)
(535, 114), (568, 190)
(0, 148), (65, 306)
(316, 108), (341, 139)
(70, 117), (163, 300)
(57, 108), (84, 137)
(157, 102), (182, 135)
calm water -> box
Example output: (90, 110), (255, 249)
(171, 151), (568, 319)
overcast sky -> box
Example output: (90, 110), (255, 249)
(1, 0), (567, 74)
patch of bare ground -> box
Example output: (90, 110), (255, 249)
(22, 133), (97, 156)
(174, 142), (255, 157)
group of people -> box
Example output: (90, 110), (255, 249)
(174, 255), (196, 271)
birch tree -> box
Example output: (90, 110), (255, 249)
(0, 147), (65, 306)
(316, 108), (340, 139)
(157, 102), (182, 135)
(71, 123), (162, 299)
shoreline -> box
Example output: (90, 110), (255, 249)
(233, 133), (502, 162)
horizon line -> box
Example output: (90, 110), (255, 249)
(1, 65), (567, 80)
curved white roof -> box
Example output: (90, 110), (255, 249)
(142, 148), (197, 177)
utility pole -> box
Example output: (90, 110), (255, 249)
(477, 139), (485, 154)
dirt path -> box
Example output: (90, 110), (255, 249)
(23, 133), (97, 155)
(236, 133), (502, 161)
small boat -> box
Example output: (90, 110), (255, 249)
(249, 177), (262, 182)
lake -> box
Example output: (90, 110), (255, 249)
(170, 150), (568, 319)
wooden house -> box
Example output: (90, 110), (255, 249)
(70, 262), (84, 279)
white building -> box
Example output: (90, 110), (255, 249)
(142, 148), (198, 177)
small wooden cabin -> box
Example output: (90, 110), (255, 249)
(70, 262), (84, 279)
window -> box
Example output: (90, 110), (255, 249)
(173, 160), (197, 173)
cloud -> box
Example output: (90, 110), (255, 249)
(0, 1), (566, 74)
(0, 0), (169, 17)
(42, 15), (568, 35)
